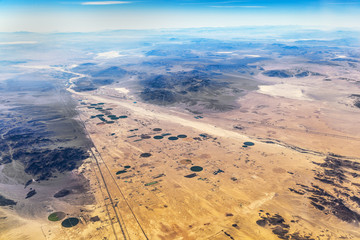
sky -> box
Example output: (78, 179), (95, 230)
(0, 0), (360, 32)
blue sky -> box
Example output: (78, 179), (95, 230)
(1, 0), (360, 32)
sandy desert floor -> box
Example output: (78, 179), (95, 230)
(10, 73), (356, 240)
(2, 64), (360, 240)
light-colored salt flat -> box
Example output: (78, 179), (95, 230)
(257, 84), (312, 101)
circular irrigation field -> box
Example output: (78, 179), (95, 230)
(61, 217), (80, 228)
(177, 134), (187, 138)
(48, 212), (66, 222)
(190, 166), (203, 172)
(140, 153), (152, 157)
(243, 141), (255, 146)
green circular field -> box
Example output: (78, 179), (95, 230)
(168, 136), (178, 141)
(48, 212), (66, 222)
(153, 135), (163, 139)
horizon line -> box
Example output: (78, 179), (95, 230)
(2, 25), (360, 34)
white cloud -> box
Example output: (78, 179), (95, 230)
(0, 41), (38, 45)
(81, 1), (131, 5)
(244, 54), (261, 57)
(95, 51), (125, 59)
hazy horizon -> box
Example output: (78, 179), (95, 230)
(1, 0), (360, 32)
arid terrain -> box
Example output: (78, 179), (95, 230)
(1, 28), (360, 239)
